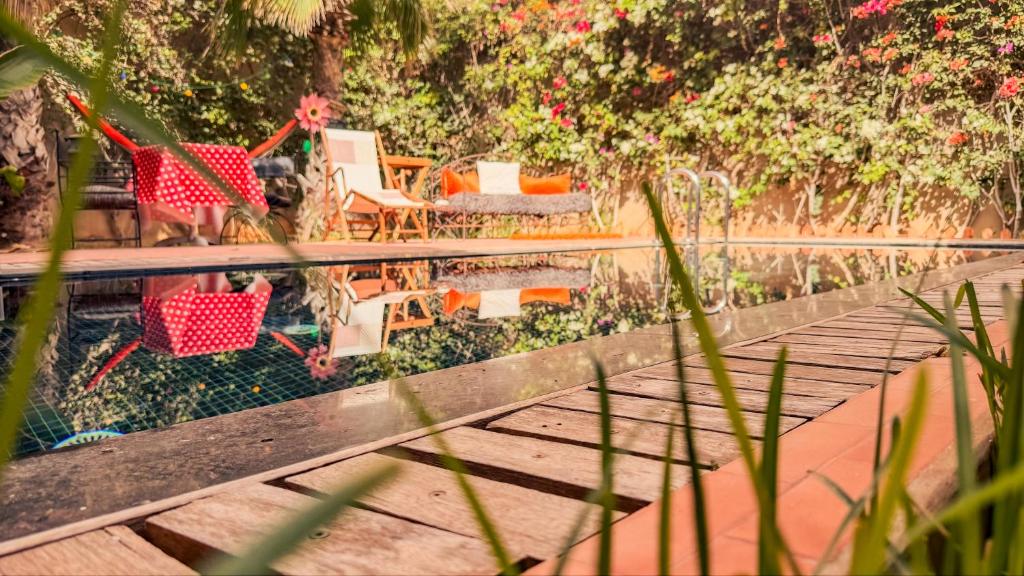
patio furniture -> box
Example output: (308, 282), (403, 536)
(55, 133), (141, 248)
(437, 262), (590, 320)
(329, 262), (434, 356)
(323, 128), (432, 242)
(82, 273), (273, 390)
(430, 153), (592, 238)
(133, 143), (270, 246)
(65, 93), (296, 246)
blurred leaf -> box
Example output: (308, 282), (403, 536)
(0, 45), (47, 100)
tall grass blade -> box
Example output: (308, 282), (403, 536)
(757, 348), (786, 575)
(659, 413), (676, 576)
(849, 371), (929, 574)
(593, 361), (615, 576)
(944, 292), (981, 574)
(203, 464), (399, 575)
(390, 376), (519, 575)
(0, 1), (122, 474)
(670, 320), (710, 575)
(643, 182), (793, 570)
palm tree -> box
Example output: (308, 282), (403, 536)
(225, 0), (429, 102)
(0, 1), (56, 249)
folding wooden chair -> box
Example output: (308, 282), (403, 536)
(323, 128), (431, 242)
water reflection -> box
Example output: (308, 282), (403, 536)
(0, 245), (1002, 456)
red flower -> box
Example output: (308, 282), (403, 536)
(934, 15), (949, 32)
(948, 58), (969, 71)
(936, 28), (954, 41)
(578, 181), (589, 190)
(846, 55), (862, 69)
(774, 36), (787, 50)
(685, 92), (700, 103)
(777, 57), (789, 68)
(614, 8), (627, 19)
(553, 76), (567, 89)
(511, 9), (526, 21)
(863, 47), (882, 62)
(911, 72), (935, 86)
(575, 20), (591, 32)
(881, 31), (898, 45)
(947, 132), (969, 146)
(551, 102), (566, 118)
(542, 91), (552, 105)
(882, 48), (898, 62)
(999, 77), (1021, 99)
(559, 117), (574, 128)
(812, 33), (832, 45)
(899, 63), (912, 75)
(631, 87), (642, 97)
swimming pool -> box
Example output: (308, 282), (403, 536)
(0, 245), (1002, 457)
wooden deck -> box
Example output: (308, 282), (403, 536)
(0, 263), (1021, 574)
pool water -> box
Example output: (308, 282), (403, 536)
(0, 245), (1001, 457)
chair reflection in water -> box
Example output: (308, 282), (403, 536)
(327, 261), (434, 357)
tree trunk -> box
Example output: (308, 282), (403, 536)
(0, 86), (52, 248)
(311, 14), (348, 103)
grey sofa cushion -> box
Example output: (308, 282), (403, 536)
(437, 267), (591, 292)
(435, 192), (591, 216)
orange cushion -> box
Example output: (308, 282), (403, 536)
(519, 287), (571, 305)
(519, 173), (571, 195)
(441, 168), (480, 198)
(443, 291), (481, 315)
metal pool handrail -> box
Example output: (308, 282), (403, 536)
(660, 157), (735, 244)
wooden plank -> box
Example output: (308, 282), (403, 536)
(771, 333), (944, 352)
(681, 356), (886, 386)
(741, 338), (933, 360)
(486, 404), (743, 468)
(628, 365), (869, 400)
(797, 324), (949, 343)
(397, 426), (689, 511)
(751, 341), (935, 363)
(543, 390), (805, 437)
(720, 344), (918, 371)
(819, 319), (962, 334)
(286, 453), (617, 560)
(597, 376), (841, 418)
(0, 526), (194, 576)
(146, 483), (497, 575)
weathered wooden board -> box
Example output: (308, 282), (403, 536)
(770, 333), (943, 353)
(720, 343), (918, 371)
(285, 453), (618, 560)
(486, 404), (743, 467)
(595, 376), (840, 418)
(794, 325), (948, 344)
(0, 526), (194, 576)
(821, 319), (973, 335)
(626, 365), (869, 400)
(681, 356), (886, 386)
(397, 426), (689, 511)
(146, 483), (497, 575)
(542, 390), (805, 437)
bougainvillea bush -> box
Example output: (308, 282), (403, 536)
(33, 0), (1024, 236)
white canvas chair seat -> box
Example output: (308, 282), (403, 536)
(331, 299), (386, 357)
(352, 187), (427, 209)
(477, 289), (522, 319)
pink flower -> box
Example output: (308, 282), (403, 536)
(575, 20), (591, 32)
(304, 345), (337, 380)
(294, 93), (331, 131)
(935, 28), (954, 41)
(911, 72), (935, 86)
(644, 133), (660, 145)
(852, 0), (898, 18)
(631, 87), (642, 97)
(551, 102), (566, 118)
(559, 117), (574, 128)
(999, 77), (1021, 98)
(812, 33), (832, 45)
(614, 8), (627, 19)
(542, 91), (552, 105)
(553, 76), (568, 89)
(999, 42), (1015, 55)
(578, 181), (589, 190)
